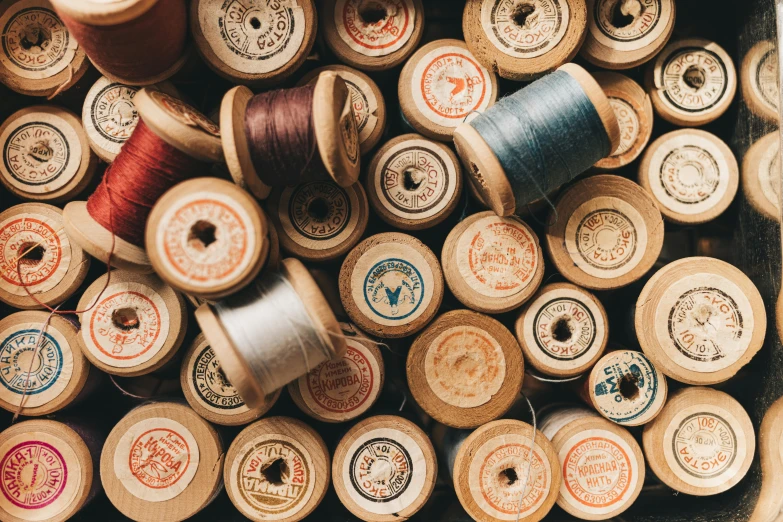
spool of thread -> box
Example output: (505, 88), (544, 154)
(642, 386), (755, 496)
(0, 0), (89, 96)
(593, 72), (653, 170)
(267, 180), (369, 262)
(645, 38), (737, 127)
(0, 419), (97, 522)
(406, 309), (524, 429)
(462, 0), (588, 81)
(582, 348), (667, 427)
(454, 64), (620, 216)
(742, 130), (780, 221)
(442, 210), (545, 314)
(539, 406), (645, 520)
(101, 401), (224, 521)
(339, 232), (444, 338)
(515, 282), (608, 378)
(398, 39), (498, 142)
(321, 0), (424, 71)
(0, 105), (97, 203)
(76, 269), (188, 377)
(220, 72), (361, 200)
(63, 88), (223, 273)
(332, 415), (437, 521)
(225, 416), (330, 522)
(50, 0), (188, 85)
(741, 40), (779, 121)
(0, 203), (89, 309)
(753, 396), (783, 521)
(288, 322), (384, 423)
(581, 0), (675, 69)
(545, 174), (664, 291)
(195, 257), (347, 409)
(635, 256), (766, 385)
(638, 129), (739, 225)
(298, 65), (387, 155)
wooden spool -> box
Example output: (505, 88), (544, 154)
(220, 72), (361, 201)
(741, 40), (779, 122)
(191, 0), (316, 86)
(82, 77), (141, 163)
(638, 129), (739, 225)
(0, 419), (95, 522)
(288, 323), (384, 423)
(645, 38), (737, 127)
(442, 211), (545, 314)
(225, 416), (330, 522)
(642, 386), (755, 496)
(515, 282), (608, 378)
(63, 88), (224, 273)
(580, 0), (675, 69)
(452, 419), (561, 522)
(462, 0), (588, 81)
(332, 415), (437, 521)
(180, 333), (281, 426)
(635, 256), (766, 385)
(0, 105), (97, 203)
(298, 65), (387, 155)
(366, 134), (463, 230)
(406, 309), (524, 429)
(76, 269), (187, 377)
(101, 401), (224, 521)
(453, 63), (620, 217)
(584, 348), (668, 427)
(339, 232), (444, 338)
(321, 0), (424, 71)
(592, 72), (653, 170)
(267, 180), (369, 262)
(146, 177), (269, 300)
(546, 174), (663, 291)
(0, 203), (90, 309)
(750, 396), (783, 522)
(742, 130), (780, 221)
(398, 39), (498, 142)
(540, 407), (645, 520)
(0, 0), (89, 97)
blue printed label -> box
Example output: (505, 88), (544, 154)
(0, 326), (66, 407)
(364, 258), (424, 321)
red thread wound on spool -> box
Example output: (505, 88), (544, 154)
(86, 119), (207, 246)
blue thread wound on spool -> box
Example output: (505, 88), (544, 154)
(469, 70), (612, 208)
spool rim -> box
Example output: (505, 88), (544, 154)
(49, 0), (158, 26)
(741, 40), (779, 122)
(741, 130), (779, 221)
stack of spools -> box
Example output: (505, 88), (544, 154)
(0, 0), (774, 521)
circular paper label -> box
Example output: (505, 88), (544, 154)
(752, 46), (779, 112)
(589, 0), (672, 52)
(187, 342), (248, 416)
(480, 0), (569, 58)
(113, 417), (200, 502)
(335, 0), (416, 57)
(280, 181), (360, 250)
(147, 91), (220, 137)
(307, 69), (380, 145)
(591, 350), (663, 425)
(82, 77), (139, 157)
(759, 136), (780, 210)
(608, 97), (639, 157)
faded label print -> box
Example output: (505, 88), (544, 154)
(754, 47), (779, 111)
(608, 97), (639, 156)
(590, 0), (672, 51)
(591, 351), (661, 424)
(335, 0), (416, 57)
(656, 43), (732, 115)
(189, 344), (248, 414)
(84, 78), (139, 157)
(533, 298), (597, 361)
(481, 0), (569, 58)
(364, 258), (423, 320)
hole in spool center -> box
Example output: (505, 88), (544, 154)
(359, 3), (388, 24)
(17, 242), (44, 267)
(619, 373), (640, 401)
(188, 220), (217, 250)
(112, 308), (140, 331)
(499, 467), (519, 486)
(683, 65), (707, 90)
(19, 26), (49, 51)
(551, 317), (573, 343)
(249, 17), (261, 30)
(611, 0), (640, 28)
(307, 197), (330, 221)
(511, 2), (537, 28)
(27, 140), (53, 163)
(403, 168), (426, 191)
(262, 458), (288, 485)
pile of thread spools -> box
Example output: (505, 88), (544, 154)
(0, 0), (775, 521)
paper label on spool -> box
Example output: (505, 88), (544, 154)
(114, 417), (200, 502)
(559, 430), (639, 515)
(82, 77), (139, 158)
(0, 213), (71, 296)
(480, 0), (570, 58)
(654, 273), (754, 374)
(81, 282), (170, 368)
(424, 325), (506, 408)
(662, 404), (746, 488)
(0, 112), (82, 195)
(608, 97), (639, 157)
(0, 432), (81, 521)
(759, 137), (780, 210)
(591, 350), (663, 425)
(589, 0), (672, 52)
(342, 427), (426, 514)
(335, 0), (416, 57)
(280, 181), (361, 250)
(307, 69), (380, 145)
(468, 432), (552, 520)
(373, 138), (458, 220)
(147, 91), (220, 137)
(522, 287), (605, 372)
(411, 45), (494, 128)
(187, 342), (249, 416)
(298, 338), (381, 421)
(352, 242), (435, 327)
(565, 197), (647, 280)
(229, 434), (316, 520)
(456, 216), (539, 299)
(199, 0), (306, 74)
(751, 46), (779, 112)
(0, 0), (78, 80)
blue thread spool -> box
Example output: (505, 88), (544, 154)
(453, 63), (620, 216)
